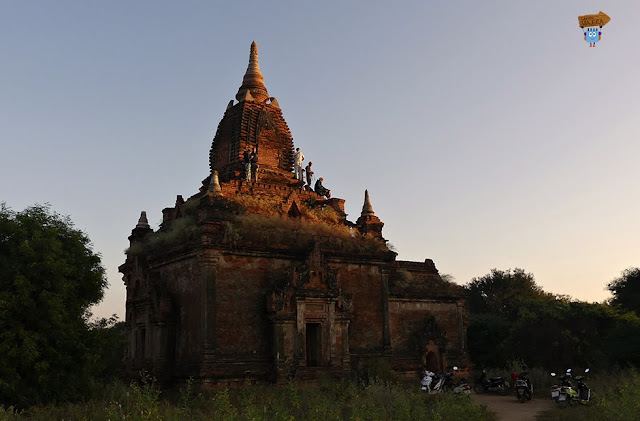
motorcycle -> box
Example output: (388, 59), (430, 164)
(453, 378), (472, 394)
(421, 367), (464, 394)
(421, 370), (440, 393)
(550, 368), (590, 406)
(514, 370), (533, 403)
(446, 367), (471, 394)
(574, 370), (591, 403)
(474, 369), (510, 395)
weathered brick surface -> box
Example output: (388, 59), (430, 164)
(210, 102), (294, 183)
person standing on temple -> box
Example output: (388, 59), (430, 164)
(243, 148), (252, 182)
(250, 147), (259, 182)
(305, 161), (314, 188)
(293, 147), (305, 181)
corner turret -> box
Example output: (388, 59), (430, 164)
(356, 190), (384, 239)
(128, 211), (153, 245)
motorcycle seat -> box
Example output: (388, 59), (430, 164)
(490, 376), (504, 382)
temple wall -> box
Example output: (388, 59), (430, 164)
(334, 263), (386, 354)
(212, 253), (291, 359)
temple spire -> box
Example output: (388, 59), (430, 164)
(236, 41), (270, 102)
(136, 211), (150, 229)
(361, 190), (375, 216)
(357, 189), (384, 239)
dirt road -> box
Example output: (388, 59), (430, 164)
(471, 393), (556, 421)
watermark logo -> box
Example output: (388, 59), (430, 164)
(579, 11), (611, 48)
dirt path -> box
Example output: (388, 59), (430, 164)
(471, 393), (556, 421)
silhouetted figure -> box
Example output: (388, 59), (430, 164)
(243, 149), (251, 182)
(314, 177), (331, 199)
(250, 147), (259, 182)
(305, 161), (314, 187)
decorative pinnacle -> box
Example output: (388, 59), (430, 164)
(361, 190), (375, 216)
(236, 41), (270, 102)
(208, 170), (223, 196)
(136, 211), (150, 229)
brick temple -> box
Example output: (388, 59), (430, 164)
(119, 42), (469, 383)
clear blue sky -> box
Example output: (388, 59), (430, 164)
(2, 1), (638, 319)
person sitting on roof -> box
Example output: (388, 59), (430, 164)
(314, 177), (331, 199)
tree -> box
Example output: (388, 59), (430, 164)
(466, 268), (548, 318)
(465, 267), (640, 369)
(607, 268), (640, 315)
(0, 203), (107, 407)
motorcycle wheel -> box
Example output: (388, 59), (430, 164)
(498, 383), (509, 396)
(473, 384), (485, 394)
(519, 394), (526, 403)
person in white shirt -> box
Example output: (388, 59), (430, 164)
(293, 148), (305, 181)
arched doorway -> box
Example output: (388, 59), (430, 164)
(424, 351), (439, 372)
(421, 340), (442, 372)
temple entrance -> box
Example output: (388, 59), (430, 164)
(305, 323), (322, 367)
(424, 351), (439, 372)
(137, 327), (146, 362)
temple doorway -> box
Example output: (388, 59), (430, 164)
(424, 351), (439, 372)
(305, 323), (322, 367)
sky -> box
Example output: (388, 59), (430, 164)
(1, 1), (639, 319)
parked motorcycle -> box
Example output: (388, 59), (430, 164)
(574, 369), (591, 404)
(446, 367), (471, 394)
(421, 367), (464, 394)
(514, 366), (533, 403)
(421, 370), (440, 393)
(474, 369), (509, 395)
(453, 379), (472, 394)
(550, 368), (590, 406)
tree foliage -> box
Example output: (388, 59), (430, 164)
(0, 203), (113, 407)
(607, 267), (640, 315)
(466, 268), (640, 370)
(467, 268), (548, 317)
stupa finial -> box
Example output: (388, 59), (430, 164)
(361, 190), (375, 216)
(236, 41), (270, 102)
(208, 170), (223, 196)
(136, 211), (150, 229)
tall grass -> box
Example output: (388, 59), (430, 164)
(0, 376), (496, 421)
(226, 213), (389, 255)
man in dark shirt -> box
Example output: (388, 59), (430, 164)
(305, 161), (314, 188)
(314, 177), (331, 199)
(250, 147), (259, 182)
(243, 149), (251, 182)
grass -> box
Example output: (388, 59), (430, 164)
(0, 376), (496, 421)
(126, 216), (198, 256)
(125, 194), (387, 257)
(224, 213), (389, 255)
